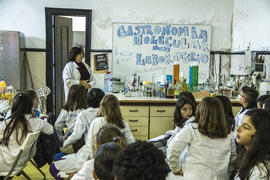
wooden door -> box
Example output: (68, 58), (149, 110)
(54, 16), (73, 116)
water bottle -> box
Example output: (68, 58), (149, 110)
(104, 72), (112, 94)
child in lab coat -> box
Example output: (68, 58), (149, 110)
(167, 97), (235, 180)
(234, 108), (270, 180)
(54, 84), (88, 144)
(0, 93), (53, 173)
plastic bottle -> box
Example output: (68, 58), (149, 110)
(0, 79), (6, 100)
(174, 72), (190, 98)
(0, 79), (6, 91)
(173, 63), (179, 86)
(104, 72), (112, 94)
(166, 82), (174, 99)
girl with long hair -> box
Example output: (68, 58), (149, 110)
(149, 92), (196, 150)
(234, 108), (270, 180)
(62, 88), (105, 148)
(85, 94), (135, 150)
(0, 93), (53, 172)
(55, 84), (88, 144)
(50, 124), (126, 180)
(52, 94), (134, 175)
(167, 97), (234, 180)
(215, 95), (235, 131)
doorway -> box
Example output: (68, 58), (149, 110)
(45, 8), (92, 115)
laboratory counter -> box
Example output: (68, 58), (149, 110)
(113, 93), (242, 140)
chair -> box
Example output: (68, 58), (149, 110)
(0, 131), (41, 180)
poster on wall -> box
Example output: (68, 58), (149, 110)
(94, 53), (109, 73)
(112, 23), (211, 84)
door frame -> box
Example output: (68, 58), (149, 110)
(45, 7), (92, 113)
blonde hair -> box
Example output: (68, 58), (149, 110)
(195, 97), (229, 138)
(97, 94), (125, 129)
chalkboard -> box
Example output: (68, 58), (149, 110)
(94, 53), (108, 73)
(112, 23), (211, 84)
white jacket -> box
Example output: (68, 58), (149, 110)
(0, 114), (54, 172)
(234, 107), (249, 128)
(71, 159), (94, 180)
(63, 108), (99, 147)
(167, 123), (235, 180)
(54, 117), (135, 172)
(234, 163), (270, 180)
(62, 61), (96, 99)
(55, 108), (86, 144)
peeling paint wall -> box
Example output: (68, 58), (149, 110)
(233, 0), (270, 51)
(0, 0), (233, 51)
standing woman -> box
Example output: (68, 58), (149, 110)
(63, 47), (96, 99)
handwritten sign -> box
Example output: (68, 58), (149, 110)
(112, 23), (211, 83)
(94, 53), (108, 73)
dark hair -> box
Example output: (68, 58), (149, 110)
(3, 93), (33, 146)
(97, 94), (125, 129)
(63, 84), (88, 111)
(24, 90), (37, 100)
(241, 86), (259, 105)
(264, 97), (270, 110)
(114, 141), (170, 180)
(174, 96), (195, 128)
(257, 94), (270, 108)
(87, 88), (105, 108)
(178, 91), (196, 109)
(194, 97), (230, 138)
(96, 124), (127, 149)
(235, 109), (270, 179)
(94, 142), (122, 180)
(68, 47), (84, 62)
(215, 95), (235, 131)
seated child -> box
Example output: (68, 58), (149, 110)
(114, 141), (170, 180)
(50, 124), (126, 180)
(234, 108), (270, 179)
(62, 88), (105, 150)
(256, 94), (270, 109)
(92, 142), (122, 180)
(149, 93), (196, 154)
(55, 84), (88, 144)
(0, 93), (53, 173)
(167, 97), (234, 180)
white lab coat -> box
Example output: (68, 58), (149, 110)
(62, 61), (96, 99)
(0, 114), (54, 172)
(149, 116), (194, 144)
(55, 108), (86, 144)
(234, 107), (249, 128)
(167, 123), (234, 180)
(54, 117), (135, 172)
(234, 163), (270, 180)
(71, 159), (94, 180)
(63, 108), (99, 147)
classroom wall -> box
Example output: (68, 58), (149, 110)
(0, 0), (269, 89)
(232, 0), (270, 51)
(0, 0), (234, 50)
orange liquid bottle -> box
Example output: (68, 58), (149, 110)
(173, 64), (179, 86)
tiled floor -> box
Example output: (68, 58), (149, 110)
(13, 162), (54, 180)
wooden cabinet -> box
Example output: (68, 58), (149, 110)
(149, 106), (175, 139)
(121, 106), (149, 140)
(121, 105), (175, 140)
(120, 101), (241, 140)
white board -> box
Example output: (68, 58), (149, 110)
(112, 23), (211, 84)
